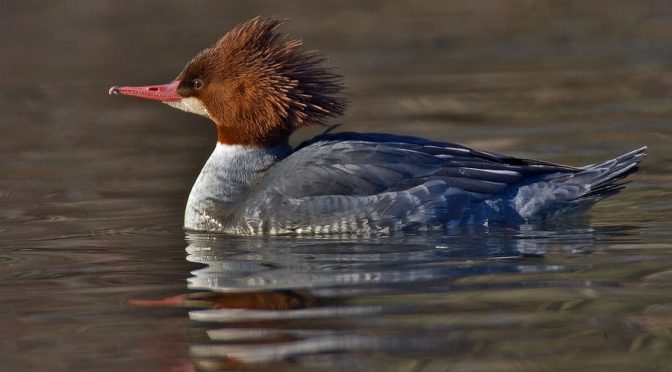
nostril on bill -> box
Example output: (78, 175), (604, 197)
(148, 87), (159, 91)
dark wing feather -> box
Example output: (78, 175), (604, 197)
(269, 140), (447, 197)
(276, 132), (576, 197)
(227, 132), (580, 233)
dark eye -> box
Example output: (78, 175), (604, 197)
(192, 79), (204, 90)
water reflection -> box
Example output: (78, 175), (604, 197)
(181, 226), (606, 367)
(184, 226), (600, 292)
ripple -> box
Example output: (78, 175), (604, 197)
(191, 334), (380, 364)
(190, 306), (382, 323)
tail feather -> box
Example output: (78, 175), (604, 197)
(513, 147), (647, 221)
(574, 146), (647, 200)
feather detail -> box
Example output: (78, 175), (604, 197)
(175, 17), (347, 146)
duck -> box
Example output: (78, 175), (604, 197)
(109, 17), (647, 235)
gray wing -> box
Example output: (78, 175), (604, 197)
(229, 132), (578, 234)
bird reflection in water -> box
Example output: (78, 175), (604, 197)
(131, 225), (609, 369)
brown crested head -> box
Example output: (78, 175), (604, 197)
(174, 17), (347, 146)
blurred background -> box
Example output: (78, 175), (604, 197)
(1, 1), (672, 371)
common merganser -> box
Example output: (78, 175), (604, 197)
(109, 17), (647, 235)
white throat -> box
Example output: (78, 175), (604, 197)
(165, 97), (212, 119)
(184, 143), (291, 231)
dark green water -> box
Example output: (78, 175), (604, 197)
(1, 1), (671, 371)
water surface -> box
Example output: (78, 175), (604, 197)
(2, 1), (672, 371)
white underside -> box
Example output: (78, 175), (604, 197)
(184, 143), (291, 232)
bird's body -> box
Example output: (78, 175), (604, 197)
(110, 18), (646, 235)
(185, 131), (645, 234)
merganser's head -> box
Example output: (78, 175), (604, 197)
(110, 17), (347, 146)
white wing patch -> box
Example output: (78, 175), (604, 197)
(462, 167), (520, 176)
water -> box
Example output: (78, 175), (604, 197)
(2, 1), (672, 371)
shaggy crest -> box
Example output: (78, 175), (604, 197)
(176, 17), (348, 146)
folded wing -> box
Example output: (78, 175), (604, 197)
(228, 132), (582, 234)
